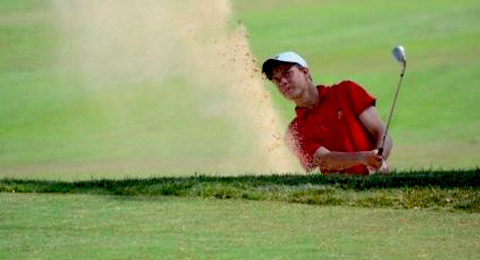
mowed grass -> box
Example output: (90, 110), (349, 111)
(2, 193), (480, 260)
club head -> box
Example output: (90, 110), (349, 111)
(392, 45), (406, 64)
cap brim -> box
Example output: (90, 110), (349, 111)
(262, 59), (296, 80)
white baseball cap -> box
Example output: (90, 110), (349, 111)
(262, 51), (309, 80)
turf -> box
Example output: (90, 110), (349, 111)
(2, 169), (479, 212)
(2, 193), (479, 260)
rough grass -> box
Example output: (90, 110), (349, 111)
(2, 169), (479, 212)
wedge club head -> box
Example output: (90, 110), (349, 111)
(392, 45), (406, 65)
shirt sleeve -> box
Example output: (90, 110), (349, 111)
(343, 80), (376, 116)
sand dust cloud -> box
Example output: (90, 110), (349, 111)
(51, 0), (298, 174)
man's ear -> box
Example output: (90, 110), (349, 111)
(301, 67), (311, 79)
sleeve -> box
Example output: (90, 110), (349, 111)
(285, 121), (320, 171)
(343, 80), (376, 116)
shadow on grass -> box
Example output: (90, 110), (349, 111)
(1, 169), (479, 212)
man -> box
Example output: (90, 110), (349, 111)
(262, 51), (392, 174)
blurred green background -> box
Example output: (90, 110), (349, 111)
(1, 0), (479, 179)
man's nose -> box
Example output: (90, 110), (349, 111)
(279, 77), (289, 86)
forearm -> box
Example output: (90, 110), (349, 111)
(313, 147), (367, 172)
(371, 128), (392, 159)
(377, 133), (393, 159)
(359, 106), (394, 159)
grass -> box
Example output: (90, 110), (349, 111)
(2, 169), (479, 212)
(2, 193), (480, 260)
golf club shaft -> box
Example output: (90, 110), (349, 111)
(378, 62), (406, 156)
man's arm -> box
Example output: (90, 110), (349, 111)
(358, 106), (393, 159)
(312, 146), (383, 172)
(311, 106), (392, 172)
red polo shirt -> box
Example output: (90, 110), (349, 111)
(286, 80), (376, 174)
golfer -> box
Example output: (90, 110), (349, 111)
(262, 51), (392, 174)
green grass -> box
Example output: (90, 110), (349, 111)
(2, 169), (479, 212)
(2, 193), (480, 260)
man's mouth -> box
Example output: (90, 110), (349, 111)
(284, 87), (294, 96)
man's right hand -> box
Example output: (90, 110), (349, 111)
(362, 150), (383, 169)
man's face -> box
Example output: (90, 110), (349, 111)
(271, 63), (309, 100)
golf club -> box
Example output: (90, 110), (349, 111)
(378, 45), (407, 156)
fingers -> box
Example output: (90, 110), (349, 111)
(379, 160), (389, 173)
(368, 160), (389, 175)
(366, 150), (383, 168)
(371, 159), (383, 169)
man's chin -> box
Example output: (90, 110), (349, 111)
(284, 92), (301, 101)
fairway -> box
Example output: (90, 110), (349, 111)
(2, 193), (479, 260)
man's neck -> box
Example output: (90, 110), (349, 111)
(295, 83), (318, 109)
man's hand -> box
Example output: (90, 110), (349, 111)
(361, 149), (383, 169)
(363, 149), (390, 174)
